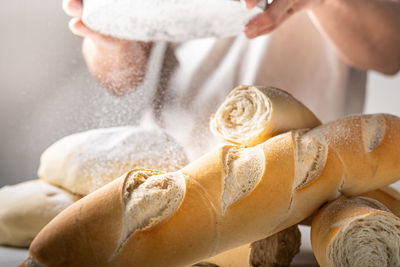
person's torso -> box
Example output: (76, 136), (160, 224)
(148, 11), (366, 160)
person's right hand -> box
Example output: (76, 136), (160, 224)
(62, 0), (153, 95)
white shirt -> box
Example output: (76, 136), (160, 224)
(147, 11), (366, 160)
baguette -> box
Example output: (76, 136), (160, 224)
(23, 114), (400, 267)
(311, 196), (400, 267)
(210, 85), (321, 146)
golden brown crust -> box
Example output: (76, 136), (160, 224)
(30, 177), (124, 266)
(361, 186), (400, 217)
(316, 114), (400, 195)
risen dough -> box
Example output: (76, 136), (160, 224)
(38, 126), (189, 195)
(0, 180), (79, 247)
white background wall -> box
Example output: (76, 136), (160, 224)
(365, 72), (400, 115)
(0, 0), (399, 187)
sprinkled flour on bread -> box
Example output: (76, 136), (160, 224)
(38, 126), (189, 195)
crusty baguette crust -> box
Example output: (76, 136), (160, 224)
(361, 186), (400, 217)
(26, 114), (400, 267)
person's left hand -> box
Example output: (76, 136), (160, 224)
(244, 0), (324, 38)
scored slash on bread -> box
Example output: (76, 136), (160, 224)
(22, 113), (400, 267)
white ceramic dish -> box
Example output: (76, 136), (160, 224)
(82, 0), (263, 42)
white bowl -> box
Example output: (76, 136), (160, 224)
(82, 0), (262, 42)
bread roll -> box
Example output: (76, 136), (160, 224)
(311, 196), (400, 267)
(38, 126), (188, 195)
(23, 114), (400, 267)
(210, 85), (321, 146)
(0, 180), (79, 247)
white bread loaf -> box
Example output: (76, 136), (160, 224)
(38, 126), (188, 195)
(311, 196), (400, 267)
(0, 180), (79, 247)
(23, 114), (400, 267)
(210, 85), (321, 146)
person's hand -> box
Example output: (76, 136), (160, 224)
(63, 0), (129, 45)
(244, 0), (324, 38)
(62, 0), (152, 95)
(63, 0), (87, 37)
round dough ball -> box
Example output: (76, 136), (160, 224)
(0, 180), (79, 247)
